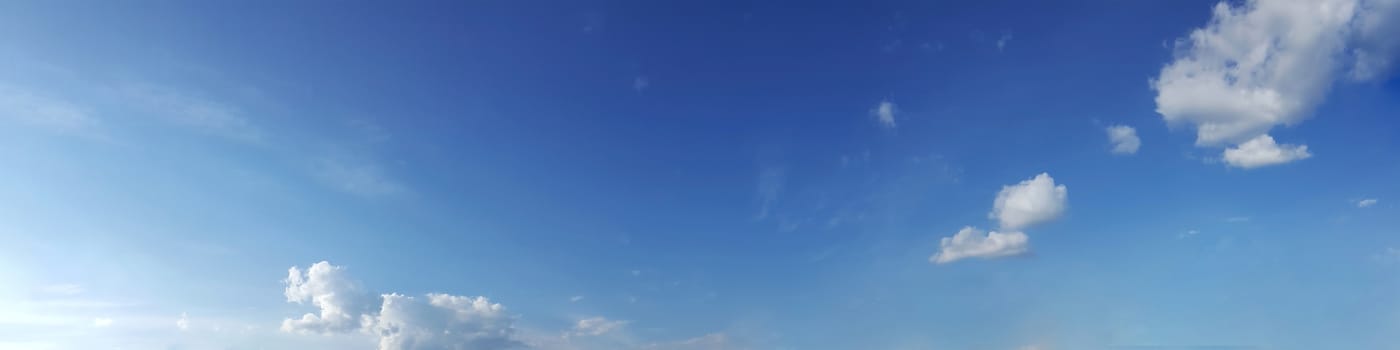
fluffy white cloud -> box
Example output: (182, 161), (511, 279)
(365, 293), (522, 350)
(281, 261), (523, 350)
(930, 227), (1029, 264)
(1105, 125), (1141, 155)
(990, 173), (1069, 230)
(871, 100), (897, 128)
(571, 317), (628, 337)
(1152, 0), (1399, 167)
(282, 261), (373, 334)
(1358, 198), (1379, 208)
(1221, 134), (1311, 168)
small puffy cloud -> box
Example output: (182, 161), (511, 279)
(282, 261), (374, 334)
(570, 317), (628, 337)
(1151, 0), (1398, 168)
(93, 318), (113, 327)
(281, 261), (524, 350)
(633, 76), (650, 92)
(990, 173), (1069, 230)
(996, 32), (1013, 51)
(1357, 198), (1379, 208)
(365, 293), (522, 350)
(176, 312), (190, 331)
(1105, 125), (1141, 155)
(569, 295), (584, 303)
(871, 100), (897, 128)
(930, 226), (1029, 264)
(1221, 134), (1311, 169)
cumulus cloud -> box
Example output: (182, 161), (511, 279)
(1221, 134), (1312, 168)
(932, 173), (1068, 264)
(1357, 198), (1379, 208)
(990, 173), (1069, 230)
(1105, 125), (1141, 155)
(570, 317), (628, 337)
(871, 100), (897, 128)
(365, 293), (522, 350)
(930, 227), (1030, 264)
(281, 261), (523, 350)
(282, 261), (373, 334)
(1152, 0), (1400, 168)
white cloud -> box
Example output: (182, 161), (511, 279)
(933, 172), (1067, 264)
(365, 293), (522, 350)
(990, 173), (1069, 230)
(633, 76), (650, 92)
(1152, 0), (1399, 167)
(871, 100), (897, 128)
(1221, 134), (1311, 168)
(93, 318), (113, 327)
(571, 317), (628, 337)
(1105, 125), (1141, 155)
(176, 312), (190, 331)
(282, 261), (373, 334)
(281, 261), (523, 350)
(1357, 198), (1379, 208)
(569, 296), (584, 303)
(930, 226), (1029, 264)
(1179, 229), (1201, 238)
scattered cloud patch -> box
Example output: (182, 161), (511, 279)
(633, 76), (650, 92)
(176, 312), (190, 331)
(282, 261), (373, 333)
(990, 173), (1069, 231)
(281, 261), (524, 350)
(570, 317), (628, 337)
(38, 284), (83, 296)
(123, 84), (264, 143)
(1375, 247), (1400, 265)
(314, 156), (406, 197)
(1225, 216), (1251, 223)
(1105, 125), (1141, 155)
(640, 333), (737, 350)
(1357, 198), (1379, 208)
(996, 32), (1013, 51)
(1151, 0), (1400, 168)
(754, 166), (785, 219)
(930, 227), (1029, 264)
(933, 173), (1068, 264)
(569, 296), (584, 303)
(0, 86), (98, 132)
(1179, 229), (1201, 239)
(1221, 134), (1311, 169)
(871, 100), (897, 129)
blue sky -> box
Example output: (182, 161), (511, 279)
(1, 1), (1399, 349)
